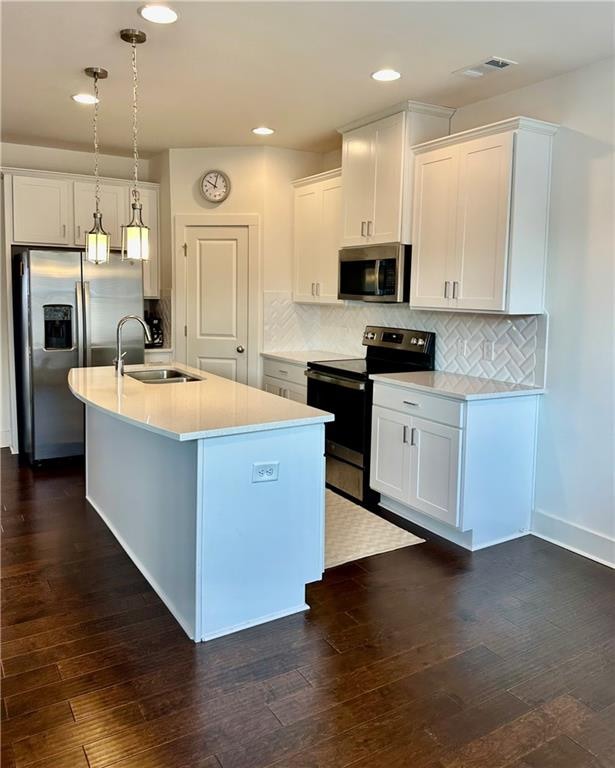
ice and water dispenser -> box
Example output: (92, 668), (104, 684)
(43, 305), (73, 350)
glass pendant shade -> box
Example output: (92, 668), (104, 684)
(85, 211), (110, 264)
(122, 201), (150, 261)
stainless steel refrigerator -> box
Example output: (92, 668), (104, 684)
(12, 248), (144, 463)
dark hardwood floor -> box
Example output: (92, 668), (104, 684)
(1, 447), (614, 768)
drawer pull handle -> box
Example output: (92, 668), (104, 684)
(402, 400), (419, 407)
(278, 369), (288, 376)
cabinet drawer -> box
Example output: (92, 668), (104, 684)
(372, 383), (463, 428)
(262, 358), (307, 387)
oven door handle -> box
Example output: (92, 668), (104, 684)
(306, 370), (366, 391)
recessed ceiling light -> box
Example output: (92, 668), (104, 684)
(138, 4), (178, 24)
(252, 126), (275, 136)
(72, 93), (99, 105)
(371, 69), (401, 82)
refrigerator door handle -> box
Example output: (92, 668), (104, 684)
(83, 281), (92, 366)
(75, 282), (85, 367)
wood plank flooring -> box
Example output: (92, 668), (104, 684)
(1, 448), (614, 767)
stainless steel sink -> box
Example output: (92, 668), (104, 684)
(127, 368), (201, 384)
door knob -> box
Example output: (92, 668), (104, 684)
(236, 345), (245, 353)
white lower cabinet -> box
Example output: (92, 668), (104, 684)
(262, 357), (308, 404)
(370, 381), (541, 551)
(371, 406), (460, 526)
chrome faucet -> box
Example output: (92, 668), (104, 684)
(114, 315), (152, 376)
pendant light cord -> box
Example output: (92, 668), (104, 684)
(131, 42), (140, 205)
(93, 74), (101, 214)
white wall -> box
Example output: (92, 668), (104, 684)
(0, 142), (153, 181)
(167, 146), (322, 293)
(452, 58), (614, 566)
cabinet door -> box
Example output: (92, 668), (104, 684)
(370, 112), (405, 244)
(139, 187), (160, 299)
(341, 123), (375, 247)
(12, 176), (71, 245)
(293, 186), (319, 303)
(451, 132), (513, 311)
(73, 181), (127, 249)
(410, 146), (459, 309)
(370, 405), (412, 504)
(408, 417), (461, 527)
(263, 375), (282, 396)
(317, 177), (343, 303)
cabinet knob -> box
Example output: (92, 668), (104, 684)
(236, 345), (245, 353)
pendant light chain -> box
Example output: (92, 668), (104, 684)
(131, 42), (140, 205)
(93, 74), (101, 214)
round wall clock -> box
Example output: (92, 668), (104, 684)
(200, 170), (231, 203)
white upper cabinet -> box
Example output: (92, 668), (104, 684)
(339, 102), (454, 248)
(410, 117), (558, 314)
(6, 170), (160, 299)
(12, 175), (72, 245)
(293, 169), (342, 305)
(73, 181), (128, 249)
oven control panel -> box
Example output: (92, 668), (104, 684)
(363, 326), (434, 352)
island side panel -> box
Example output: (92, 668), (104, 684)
(197, 422), (325, 641)
(85, 407), (199, 638)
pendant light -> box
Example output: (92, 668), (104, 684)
(120, 29), (149, 262)
(85, 67), (110, 265)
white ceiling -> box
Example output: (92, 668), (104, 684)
(1, 1), (613, 156)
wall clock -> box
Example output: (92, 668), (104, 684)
(200, 170), (231, 203)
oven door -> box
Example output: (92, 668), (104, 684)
(307, 370), (368, 500)
(338, 243), (407, 302)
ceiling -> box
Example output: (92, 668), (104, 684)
(1, 1), (613, 156)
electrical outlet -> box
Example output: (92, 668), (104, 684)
(457, 339), (468, 357)
(252, 462), (279, 483)
(482, 340), (495, 361)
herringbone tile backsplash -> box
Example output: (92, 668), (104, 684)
(264, 291), (547, 386)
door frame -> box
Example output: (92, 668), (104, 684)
(174, 214), (262, 388)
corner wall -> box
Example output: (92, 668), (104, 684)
(452, 58), (615, 567)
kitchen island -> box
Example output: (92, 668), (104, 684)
(68, 362), (333, 642)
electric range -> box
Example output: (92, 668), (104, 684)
(306, 325), (435, 504)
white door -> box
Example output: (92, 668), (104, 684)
(317, 176), (343, 303)
(12, 176), (71, 245)
(138, 187), (160, 299)
(410, 146), (459, 309)
(185, 226), (249, 383)
(293, 186), (319, 303)
(452, 132), (514, 311)
(73, 181), (127, 249)
(370, 405), (412, 504)
(408, 417), (461, 527)
(370, 112), (405, 244)
(341, 123), (375, 247)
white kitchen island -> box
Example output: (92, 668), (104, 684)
(68, 363), (333, 642)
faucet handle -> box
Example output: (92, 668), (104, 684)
(113, 352), (127, 367)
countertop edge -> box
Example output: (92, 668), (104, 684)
(369, 374), (546, 401)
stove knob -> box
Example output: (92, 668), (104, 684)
(410, 337), (418, 344)
(417, 339), (425, 346)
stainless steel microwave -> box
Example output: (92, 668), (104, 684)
(338, 244), (410, 303)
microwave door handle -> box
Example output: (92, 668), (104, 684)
(374, 259), (382, 295)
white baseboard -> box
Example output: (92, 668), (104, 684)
(201, 603), (310, 642)
(532, 508), (615, 569)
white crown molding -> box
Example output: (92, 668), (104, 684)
(411, 116), (559, 153)
(0, 166), (160, 188)
(337, 100), (455, 134)
(292, 167), (341, 187)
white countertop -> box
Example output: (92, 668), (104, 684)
(69, 362), (333, 441)
(262, 350), (353, 366)
(370, 371), (545, 401)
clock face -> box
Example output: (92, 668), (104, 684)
(200, 170), (230, 203)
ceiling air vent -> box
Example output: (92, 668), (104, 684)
(453, 56), (518, 79)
